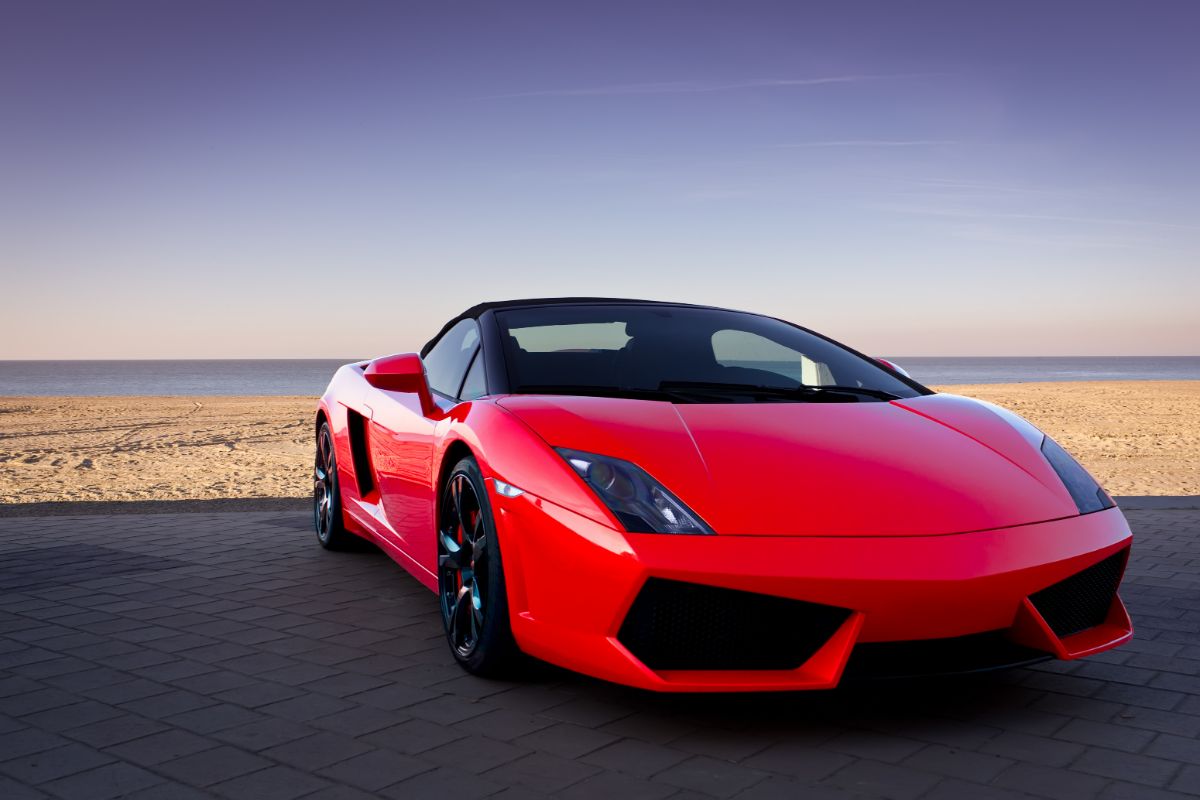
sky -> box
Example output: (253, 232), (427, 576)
(1, 0), (1197, 359)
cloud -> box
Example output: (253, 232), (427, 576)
(489, 74), (911, 99)
(874, 203), (1199, 232)
(779, 139), (958, 148)
(904, 177), (1095, 199)
(945, 222), (1150, 249)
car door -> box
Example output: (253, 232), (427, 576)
(368, 319), (481, 567)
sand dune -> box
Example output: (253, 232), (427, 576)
(1, 381), (1196, 504)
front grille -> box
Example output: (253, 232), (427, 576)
(616, 578), (850, 671)
(844, 630), (1049, 680)
(1030, 548), (1128, 638)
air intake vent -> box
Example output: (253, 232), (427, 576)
(1030, 548), (1128, 638)
(345, 409), (375, 496)
(617, 578), (850, 671)
(844, 630), (1049, 680)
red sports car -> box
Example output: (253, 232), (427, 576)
(314, 298), (1132, 691)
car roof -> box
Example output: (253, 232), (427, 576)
(421, 297), (728, 356)
(458, 296), (717, 319)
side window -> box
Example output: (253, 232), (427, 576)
(459, 350), (487, 400)
(424, 319), (480, 397)
(711, 329), (833, 385)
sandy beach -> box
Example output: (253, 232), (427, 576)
(0, 396), (315, 504)
(1, 381), (1196, 505)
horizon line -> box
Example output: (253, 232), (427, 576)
(3, 355), (1199, 362)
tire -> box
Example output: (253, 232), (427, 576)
(314, 422), (355, 550)
(437, 456), (521, 676)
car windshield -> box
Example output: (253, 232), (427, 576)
(495, 304), (926, 403)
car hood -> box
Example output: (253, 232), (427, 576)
(496, 393), (1080, 537)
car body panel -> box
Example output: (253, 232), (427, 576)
(366, 382), (437, 562)
(496, 393), (1078, 536)
(493, 490), (1131, 690)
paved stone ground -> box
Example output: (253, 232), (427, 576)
(0, 509), (1197, 800)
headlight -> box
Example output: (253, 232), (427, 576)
(555, 448), (714, 535)
(1041, 435), (1114, 515)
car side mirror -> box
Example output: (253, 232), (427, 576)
(875, 358), (912, 379)
(365, 353), (435, 415)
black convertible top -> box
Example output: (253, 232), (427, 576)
(416, 296), (931, 399)
(420, 297), (721, 356)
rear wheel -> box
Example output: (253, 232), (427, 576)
(437, 456), (521, 676)
(314, 422), (354, 550)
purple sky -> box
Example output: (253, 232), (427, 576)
(2, 0), (1197, 358)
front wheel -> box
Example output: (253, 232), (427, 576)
(437, 456), (521, 676)
(314, 422), (355, 550)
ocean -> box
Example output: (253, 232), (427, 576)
(0, 360), (358, 397)
(891, 356), (1200, 386)
(1, 357), (1197, 396)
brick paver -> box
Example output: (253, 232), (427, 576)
(0, 507), (1196, 799)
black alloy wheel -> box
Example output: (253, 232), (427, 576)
(314, 422), (353, 549)
(437, 456), (521, 674)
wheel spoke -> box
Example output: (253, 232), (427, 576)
(464, 487), (480, 526)
(452, 477), (466, 529)
(453, 584), (473, 647)
(439, 530), (467, 568)
(439, 550), (468, 571)
(317, 435), (330, 475)
(469, 580), (483, 632)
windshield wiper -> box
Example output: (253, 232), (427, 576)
(657, 380), (900, 402)
(510, 384), (678, 401)
(801, 384), (900, 400)
(509, 382), (900, 403)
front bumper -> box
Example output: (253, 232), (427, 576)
(495, 492), (1133, 692)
